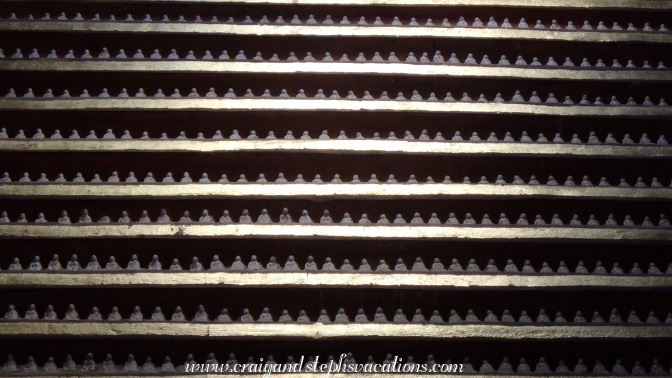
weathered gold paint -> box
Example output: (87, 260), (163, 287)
(1, 140), (671, 159)
(2, 0), (671, 10)
(1, 99), (671, 118)
(2, 61), (671, 82)
(0, 376), (656, 378)
(0, 183), (669, 201)
(0, 322), (669, 339)
(1, 22), (671, 44)
(0, 272), (670, 289)
(0, 224), (669, 241)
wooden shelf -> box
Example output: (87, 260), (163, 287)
(2, 140), (671, 159)
(0, 376), (657, 378)
(5, 0), (672, 11)
(2, 99), (671, 118)
(0, 183), (670, 201)
(0, 224), (670, 242)
(1, 272), (670, 289)
(2, 22), (672, 44)
(3, 61), (671, 83)
(0, 322), (668, 340)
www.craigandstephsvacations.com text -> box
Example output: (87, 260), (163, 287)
(185, 354), (463, 377)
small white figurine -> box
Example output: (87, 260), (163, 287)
(107, 307), (122, 321)
(87, 255), (102, 270)
(64, 254), (82, 271)
(64, 304), (79, 320)
(171, 306), (186, 321)
(190, 257), (203, 271)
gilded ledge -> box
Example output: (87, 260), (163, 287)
(0, 322), (669, 339)
(1, 99), (671, 118)
(0, 376), (658, 378)
(0, 184), (670, 201)
(0, 272), (670, 289)
(1, 140), (671, 159)
(3, 0), (672, 10)
(2, 61), (672, 83)
(0, 224), (670, 242)
(1, 22), (671, 44)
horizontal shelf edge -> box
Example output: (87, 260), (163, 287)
(0, 272), (670, 289)
(2, 61), (671, 82)
(3, 0), (672, 10)
(1, 99), (671, 118)
(1, 140), (670, 159)
(0, 376), (657, 378)
(0, 224), (669, 241)
(0, 184), (670, 201)
(1, 22), (671, 44)
(0, 322), (669, 339)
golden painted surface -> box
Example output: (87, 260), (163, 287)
(0, 376), (655, 378)
(0, 183), (669, 201)
(1, 22), (671, 43)
(0, 272), (670, 289)
(1, 140), (671, 159)
(1, 99), (671, 118)
(2, 61), (671, 82)
(0, 224), (670, 241)
(0, 322), (668, 339)
(3, 0), (671, 10)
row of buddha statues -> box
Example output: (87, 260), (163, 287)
(5, 87), (670, 106)
(1, 209), (669, 227)
(5, 254), (671, 275)
(2, 47), (670, 69)
(1, 128), (668, 145)
(3, 304), (670, 324)
(3, 12), (670, 32)
(3, 171), (669, 188)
